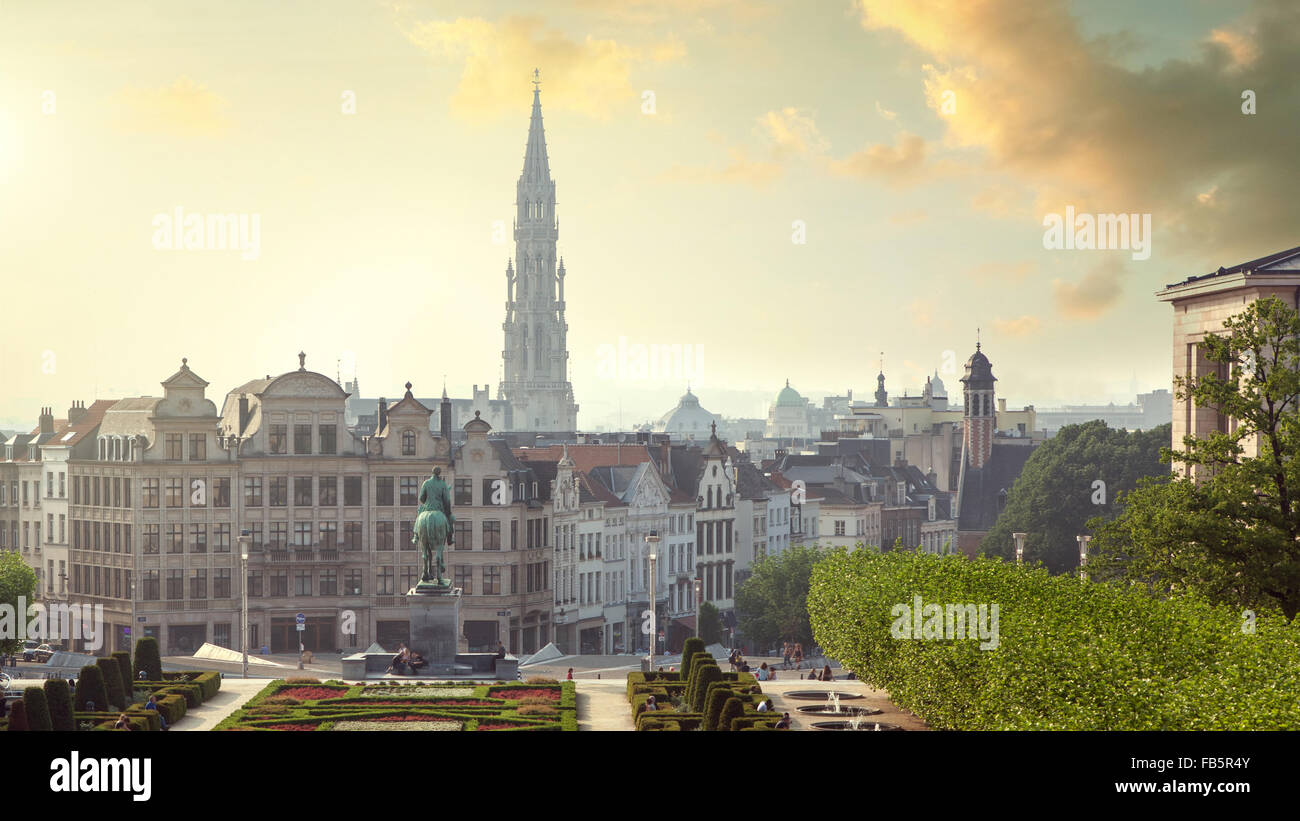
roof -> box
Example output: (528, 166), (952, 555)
(515, 444), (654, 475)
(1160, 244), (1300, 292)
(775, 380), (804, 407)
(957, 442), (1035, 532)
(577, 471), (626, 507)
(960, 344), (996, 385)
(99, 398), (162, 442)
(43, 400), (115, 449)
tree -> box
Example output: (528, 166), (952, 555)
(43, 679), (75, 731)
(74, 664), (109, 712)
(97, 657), (127, 711)
(698, 602), (723, 645)
(1093, 297), (1300, 619)
(0, 552), (37, 657)
(133, 636), (162, 681)
(734, 545), (823, 649)
(23, 687), (52, 731)
(982, 420), (1171, 573)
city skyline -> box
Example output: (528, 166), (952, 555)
(2, 0), (1297, 430)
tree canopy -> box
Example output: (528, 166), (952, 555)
(0, 551), (38, 656)
(698, 601), (723, 645)
(734, 545), (822, 649)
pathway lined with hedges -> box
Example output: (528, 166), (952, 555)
(576, 681), (635, 731)
(171, 680), (271, 731)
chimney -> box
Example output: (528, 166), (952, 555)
(238, 395), (251, 434)
(998, 398), (1007, 412)
(378, 398), (388, 433)
(39, 406), (53, 434)
(67, 401), (86, 424)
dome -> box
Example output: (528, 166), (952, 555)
(654, 388), (719, 434)
(776, 379), (804, 407)
(960, 344), (997, 385)
(929, 371), (948, 398)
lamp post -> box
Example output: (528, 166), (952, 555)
(646, 530), (659, 672)
(1077, 534), (1091, 580)
(239, 531), (251, 679)
(1012, 532), (1027, 565)
(693, 578), (702, 639)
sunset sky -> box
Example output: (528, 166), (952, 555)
(1, 0), (1296, 430)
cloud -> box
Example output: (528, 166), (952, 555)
(992, 315), (1042, 337)
(405, 15), (684, 119)
(827, 131), (928, 186)
(112, 76), (229, 137)
(756, 107), (828, 157)
(971, 184), (1031, 219)
(852, 0), (1300, 260)
(1052, 258), (1124, 319)
(874, 100), (898, 121)
(661, 146), (782, 186)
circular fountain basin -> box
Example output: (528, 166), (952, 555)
(810, 720), (902, 731)
(796, 704), (883, 716)
(784, 690), (864, 701)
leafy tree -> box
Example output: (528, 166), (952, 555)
(698, 601), (723, 645)
(982, 420), (1171, 573)
(1093, 296), (1300, 619)
(0, 552), (37, 657)
(734, 545), (822, 649)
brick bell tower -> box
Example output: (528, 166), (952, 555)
(960, 337), (997, 469)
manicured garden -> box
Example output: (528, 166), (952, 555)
(215, 677), (577, 731)
(627, 637), (785, 731)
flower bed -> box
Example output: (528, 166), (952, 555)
(215, 680), (578, 731)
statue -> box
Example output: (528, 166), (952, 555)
(412, 466), (455, 591)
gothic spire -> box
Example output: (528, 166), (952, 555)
(522, 68), (550, 182)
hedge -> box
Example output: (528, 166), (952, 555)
(717, 697), (745, 732)
(6, 701), (28, 731)
(97, 657), (127, 711)
(635, 711), (703, 731)
(23, 688), (52, 731)
(133, 637), (162, 681)
(688, 662), (721, 712)
(808, 548), (1300, 730)
(74, 665), (110, 713)
(703, 687), (731, 731)
(680, 637), (706, 682)
(44, 679), (75, 731)
(111, 652), (134, 703)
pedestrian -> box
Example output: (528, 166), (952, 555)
(567, 668), (574, 680)
(782, 642), (791, 668)
(757, 662), (770, 682)
(496, 641), (506, 660)
(794, 643), (803, 670)
(774, 712), (791, 729)
(821, 664), (833, 682)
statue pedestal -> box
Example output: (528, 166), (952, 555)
(407, 587), (462, 672)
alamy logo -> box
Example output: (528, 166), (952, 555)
(0, 597), (104, 652)
(50, 752), (151, 802)
(1042, 206), (1151, 260)
(890, 595), (999, 650)
(151, 207), (261, 260)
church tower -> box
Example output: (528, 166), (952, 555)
(499, 70), (579, 432)
(960, 339), (997, 469)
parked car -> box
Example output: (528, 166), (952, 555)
(23, 643), (55, 663)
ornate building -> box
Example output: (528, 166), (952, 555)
(499, 73), (579, 432)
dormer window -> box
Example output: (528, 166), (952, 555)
(401, 430), (416, 456)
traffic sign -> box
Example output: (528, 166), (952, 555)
(296, 624), (305, 632)
(137, 616), (146, 623)
(295, 613), (306, 625)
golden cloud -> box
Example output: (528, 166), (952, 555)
(992, 315), (1042, 337)
(660, 146), (782, 187)
(756, 107), (828, 157)
(1052, 258), (1124, 320)
(827, 132), (928, 186)
(112, 76), (230, 137)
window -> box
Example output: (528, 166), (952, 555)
(270, 569), (288, 596)
(294, 569), (312, 596)
(319, 425), (336, 455)
(483, 565), (501, 595)
(400, 566), (418, 592)
(483, 520), (501, 550)
(142, 524), (160, 554)
(166, 433), (183, 461)
(247, 522), (263, 552)
(454, 519), (472, 549)
(320, 568), (337, 596)
(343, 521), (362, 550)
(377, 566), (395, 596)
(345, 569), (363, 595)
(244, 476), (263, 506)
(344, 476), (361, 506)
(189, 433), (206, 461)
(294, 424), (312, 454)
(247, 571), (263, 597)
(834, 520), (845, 536)
(454, 565), (472, 594)
(214, 569), (231, 598)
(319, 521), (337, 549)
(270, 476), (288, 506)
(270, 522), (288, 550)
(319, 476), (337, 506)
(165, 478), (183, 508)
(510, 520), (517, 550)
(167, 524), (184, 553)
(401, 430), (416, 456)
(294, 522), (311, 547)
(510, 564), (518, 595)
(166, 569), (184, 600)
(190, 524), (207, 553)
(214, 477), (231, 508)
(143, 569), (160, 601)
(45, 473), (52, 498)
(376, 477), (394, 506)
(294, 476), (313, 506)
(269, 424), (287, 454)
(455, 478), (473, 505)
(376, 521), (394, 551)
(112, 477), (121, 507)
(400, 520), (414, 550)
(400, 477), (418, 506)
(214, 523), (231, 553)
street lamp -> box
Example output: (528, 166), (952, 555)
(1076, 534), (1091, 580)
(239, 530), (251, 679)
(645, 530), (660, 672)
(693, 578), (702, 639)
(1012, 532), (1027, 565)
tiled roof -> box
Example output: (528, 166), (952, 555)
(515, 444), (654, 475)
(44, 400), (116, 448)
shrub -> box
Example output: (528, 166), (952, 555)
(97, 657), (127, 711)
(718, 697), (745, 732)
(74, 665), (109, 713)
(44, 679), (75, 731)
(680, 637), (706, 681)
(190, 671), (222, 701)
(23, 687), (52, 731)
(284, 677), (320, 684)
(635, 711), (703, 731)
(516, 704), (557, 716)
(525, 676), (558, 684)
(703, 687), (731, 731)
(690, 663), (721, 712)
(133, 637), (162, 682)
(6, 700), (27, 731)
(111, 652), (134, 702)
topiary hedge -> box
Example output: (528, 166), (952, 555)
(74, 665), (110, 713)
(111, 652), (134, 701)
(44, 679), (75, 731)
(133, 637), (162, 681)
(808, 548), (1300, 730)
(680, 637), (705, 682)
(23, 687), (52, 731)
(703, 687), (731, 731)
(97, 657), (127, 711)
(717, 697), (745, 732)
(688, 662), (721, 712)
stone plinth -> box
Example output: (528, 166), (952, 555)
(408, 587), (462, 667)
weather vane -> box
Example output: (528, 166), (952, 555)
(533, 68), (541, 90)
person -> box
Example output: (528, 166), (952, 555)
(643, 695), (659, 712)
(387, 643), (410, 675)
(774, 712), (791, 729)
(794, 643), (803, 670)
(822, 664), (833, 682)
(756, 699), (772, 713)
(138, 670), (148, 680)
(739, 660), (750, 673)
(114, 713), (133, 731)
(144, 695), (168, 730)
(782, 642), (791, 668)
(406, 650), (427, 674)
(756, 662), (770, 681)
(496, 641), (506, 660)
(567, 668), (575, 680)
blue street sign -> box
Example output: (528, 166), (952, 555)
(295, 613), (306, 625)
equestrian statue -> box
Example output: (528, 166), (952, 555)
(412, 466), (455, 591)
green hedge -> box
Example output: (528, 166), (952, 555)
(74, 665), (110, 712)
(133, 637), (162, 681)
(635, 711), (703, 731)
(97, 657), (127, 711)
(680, 637), (705, 682)
(110, 652), (134, 703)
(44, 679), (75, 732)
(23, 688), (52, 731)
(808, 548), (1300, 730)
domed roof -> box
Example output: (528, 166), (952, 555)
(776, 379), (804, 407)
(654, 388), (719, 433)
(960, 344), (997, 385)
(929, 370), (947, 398)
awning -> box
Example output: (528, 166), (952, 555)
(672, 616), (696, 630)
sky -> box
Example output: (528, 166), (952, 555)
(0, 0), (1295, 431)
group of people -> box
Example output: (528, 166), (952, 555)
(806, 664), (834, 681)
(386, 643), (428, 676)
(781, 641), (806, 669)
(727, 649), (754, 673)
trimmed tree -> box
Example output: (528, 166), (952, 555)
(111, 652), (134, 703)
(23, 687), (52, 731)
(699, 602), (723, 645)
(97, 657), (126, 711)
(703, 686), (731, 731)
(133, 637), (162, 681)
(6, 700), (27, 731)
(680, 637), (705, 683)
(690, 663), (722, 712)
(718, 697), (745, 732)
(73, 664), (109, 712)
(43, 679), (75, 731)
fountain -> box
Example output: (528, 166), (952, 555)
(796, 691), (884, 717)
